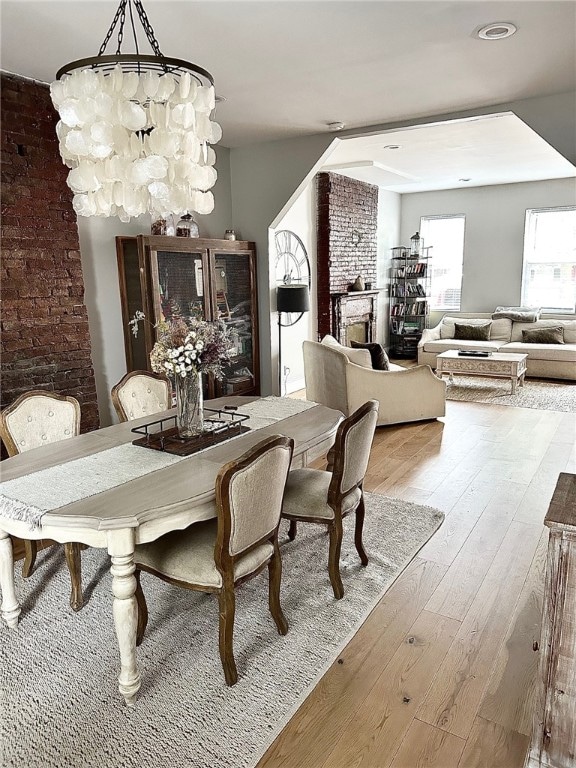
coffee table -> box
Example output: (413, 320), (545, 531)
(436, 350), (528, 394)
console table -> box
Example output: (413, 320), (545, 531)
(526, 472), (576, 768)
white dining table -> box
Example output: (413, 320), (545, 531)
(0, 396), (342, 705)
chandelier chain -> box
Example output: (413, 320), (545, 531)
(134, 0), (163, 57)
(97, 0), (163, 59)
(98, 0), (127, 57)
(116, 3), (126, 55)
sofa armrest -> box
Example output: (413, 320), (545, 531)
(345, 363), (446, 425)
(419, 326), (441, 347)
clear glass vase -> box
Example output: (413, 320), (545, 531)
(175, 371), (203, 438)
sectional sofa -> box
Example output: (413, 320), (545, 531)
(418, 313), (576, 381)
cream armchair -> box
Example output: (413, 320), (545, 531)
(303, 339), (446, 426)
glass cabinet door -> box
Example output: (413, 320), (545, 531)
(149, 248), (210, 326)
(209, 250), (259, 396)
(116, 237), (150, 371)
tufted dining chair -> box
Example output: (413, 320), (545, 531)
(281, 399), (379, 599)
(0, 390), (85, 611)
(134, 434), (294, 686)
(111, 370), (172, 423)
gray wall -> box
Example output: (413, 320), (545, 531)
(377, 190), (401, 345)
(230, 135), (335, 393)
(399, 177), (576, 319)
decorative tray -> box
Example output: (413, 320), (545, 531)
(457, 350), (491, 357)
(131, 406), (250, 456)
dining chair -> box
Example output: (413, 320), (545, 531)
(0, 390), (84, 611)
(134, 434), (294, 686)
(111, 370), (172, 423)
(281, 399), (379, 599)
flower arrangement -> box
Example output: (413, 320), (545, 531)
(129, 311), (231, 379)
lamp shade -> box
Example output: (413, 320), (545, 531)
(277, 284), (310, 313)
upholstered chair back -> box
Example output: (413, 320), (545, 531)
(303, 340), (350, 415)
(216, 435), (294, 559)
(111, 371), (171, 422)
(0, 391), (81, 457)
(330, 400), (378, 497)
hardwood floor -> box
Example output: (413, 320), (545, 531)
(257, 399), (575, 768)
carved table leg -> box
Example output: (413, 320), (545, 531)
(0, 529), (21, 628)
(65, 542), (83, 612)
(110, 542), (141, 706)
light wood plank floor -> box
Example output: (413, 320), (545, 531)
(257, 398), (575, 768)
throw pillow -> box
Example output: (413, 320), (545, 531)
(351, 341), (390, 370)
(454, 322), (492, 341)
(521, 326), (565, 344)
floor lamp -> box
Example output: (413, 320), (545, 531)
(276, 284), (310, 396)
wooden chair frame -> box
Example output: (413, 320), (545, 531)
(135, 434), (294, 686)
(111, 370), (172, 423)
(0, 390), (84, 611)
(283, 399), (378, 599)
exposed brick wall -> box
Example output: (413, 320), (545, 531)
(1, 72), (99, 436)
(316, 172), (378, 338)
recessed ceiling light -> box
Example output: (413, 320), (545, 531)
(476, 22), (517, 40)
(383, 144), (402, 150)
(327, 122), (346, 132)
(459, 178), (471, 182)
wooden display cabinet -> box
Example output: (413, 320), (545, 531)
(116, 235), (260, 398)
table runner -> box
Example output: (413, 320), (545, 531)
(0, 397), (316, 529)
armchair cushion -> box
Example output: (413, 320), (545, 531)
(321, 335), (372, 368)
(351, 341), (390, 370)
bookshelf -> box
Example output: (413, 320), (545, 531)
(389, 245), (432, 358)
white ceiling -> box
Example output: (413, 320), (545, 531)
(1, 0), (575, 149)
(1, 1), (575, 194)
(323, 113), (576, 192)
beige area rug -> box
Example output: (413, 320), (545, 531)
(0, 494), (443, 768)
(445, 376), (575, 412)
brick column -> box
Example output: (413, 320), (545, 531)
(316, 172), (378, 338)
(1, 72), (99, 435)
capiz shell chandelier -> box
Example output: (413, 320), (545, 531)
(50, 0), (221, 222)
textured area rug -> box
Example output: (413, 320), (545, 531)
(0, 494), (443, 768)
(445, 376), (575, 412)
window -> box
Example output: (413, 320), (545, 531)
(420, 215), (465, 311)
(522, 207), (576, 312)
